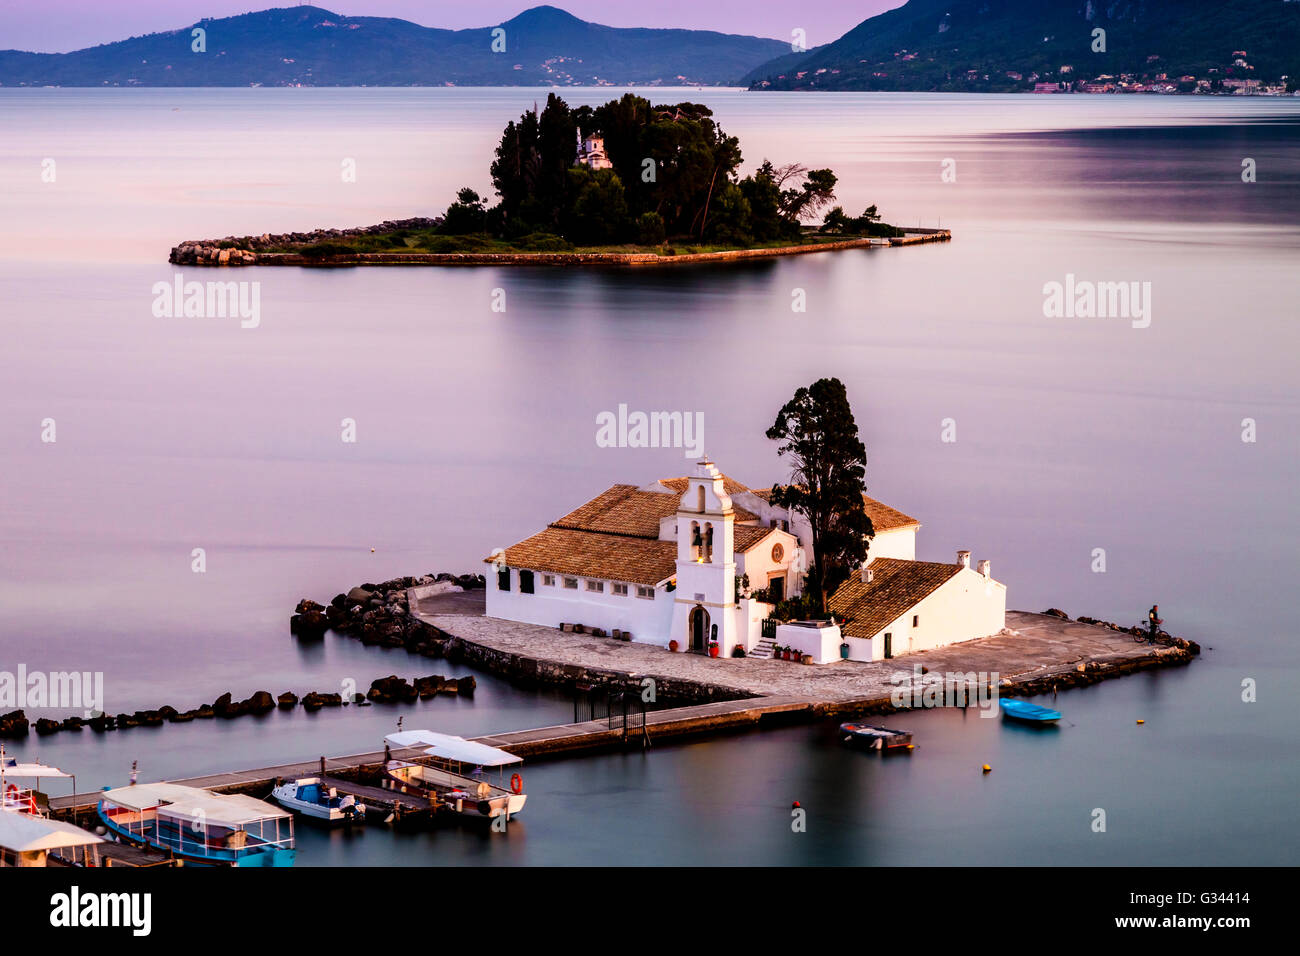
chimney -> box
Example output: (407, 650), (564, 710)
(977, 559), (990, 578)
(861, 565), (874, 584)
(957, 550), (971, 569)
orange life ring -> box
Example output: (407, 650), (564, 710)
(510, 773), (523, 795)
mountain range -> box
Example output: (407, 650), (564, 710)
(3, 1), (1296, 92)
(0, 5), (791, 87)
(744, 0), (1300, 92)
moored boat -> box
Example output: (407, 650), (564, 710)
(97, 783), (296, 867)
(272, 777), (368, 824)
(999, 699), (1062, 724)
(840, 722), (913, 751)
(383, 730), (526, 821)
(1, 746), (76, 816)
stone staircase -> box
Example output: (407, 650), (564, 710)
(748, 636), (776, 660)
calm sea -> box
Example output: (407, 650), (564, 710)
(0, 89), (1297, 864)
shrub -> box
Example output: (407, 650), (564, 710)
(635, 211), (666, 246)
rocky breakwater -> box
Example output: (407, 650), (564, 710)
(291, 572), (484, 657)
(168, 217), (441, 266)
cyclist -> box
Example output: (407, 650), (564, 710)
(1147, 604), (1162, 642)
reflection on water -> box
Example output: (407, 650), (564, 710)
(0, 90), (1297, 864)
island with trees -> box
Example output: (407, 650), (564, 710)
(169, 93), (949, 268)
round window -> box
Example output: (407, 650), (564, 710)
(771, 543), (784, 562)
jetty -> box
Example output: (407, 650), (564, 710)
(44, 593), (1196, 819)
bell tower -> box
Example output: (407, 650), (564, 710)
(669, 459), (737, 654)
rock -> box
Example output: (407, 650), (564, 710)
(455, 676), (476, 696)
(414, 675), (445, 699)
(213, 692), (248, 719)
(88, 714), (114, 732)
(295, 598), (325, 615)
(35, 718), (61, 735)
(291, 608), (329, 640)
(169, 710), (197, 723)
(247, 691), (275, 714)
(347, 586), (376, 604)
(195, 704), (215, 719)
(367, 675), (417, 703)
(277, 692), (299, 709)
(301, 691), (343, 711)
(1043, 608), (1070, 620)
(0, 710), (29, 739)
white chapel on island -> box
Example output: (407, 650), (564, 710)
(485, 458), (1006, 663)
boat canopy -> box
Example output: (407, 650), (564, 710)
(0, 812), (103, 852)
(99, 783), (290, 826)
(1, 758), (72, 778)
(385, 730), (522, 767)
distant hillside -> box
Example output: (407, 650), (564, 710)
(0, 5), (790, 87)
(744, 0), (1300, 92)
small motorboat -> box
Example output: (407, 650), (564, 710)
(840, 722), (913, 751)
(999, 699), (1062, 724)
(272, 778), (368, 825)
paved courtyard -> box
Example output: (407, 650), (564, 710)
(411, 591), (1177, 703)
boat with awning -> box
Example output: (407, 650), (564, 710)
(96, 783), (295, 867)
(0, 811), (102, 867)
(383, 730), (526, 821)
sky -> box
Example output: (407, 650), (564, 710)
(0, 1), (903, 53)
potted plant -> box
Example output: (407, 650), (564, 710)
(731, 645), (746, 658)
(801, 653), (815, 665)
(669, 639), (679, 653)
(708, 641), (720, 658)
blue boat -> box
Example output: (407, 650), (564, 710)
(999, 699), (1062, 724)
(97, 782), (296, 867)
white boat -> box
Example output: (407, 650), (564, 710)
(1, 745), (76, 816)
(272, 777), (368, 824)
(0, 811), (103, 867)
(383, 730), (526, 821)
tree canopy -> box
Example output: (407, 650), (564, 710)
(442, 93), (864, 248)
(766, 378), (874, 615)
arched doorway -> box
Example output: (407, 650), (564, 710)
(688, 605), (710, 654)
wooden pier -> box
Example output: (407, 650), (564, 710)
(49, 695), (815, 816)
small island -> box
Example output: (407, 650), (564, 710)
(169, 93), (949, 267)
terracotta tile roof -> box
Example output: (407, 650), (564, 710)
(828, 557), (961, 639)
(550, 484), (676, 539)
(861, 494), (920, 532)
(733, 525), (778, 553)
(486, 527), (677, 587)
(751, 486), (919, 531)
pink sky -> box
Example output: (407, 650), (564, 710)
(1, 1), (902, 53)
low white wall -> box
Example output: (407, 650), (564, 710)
(775, 622), (843, 664)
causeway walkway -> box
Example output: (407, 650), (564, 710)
(411, 591), (1182, 704)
